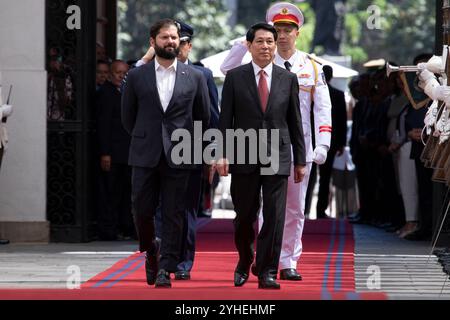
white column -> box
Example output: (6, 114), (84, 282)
(0, 0), (48, 241)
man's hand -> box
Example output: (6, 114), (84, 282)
(100, 155), (112, 172)
(313, 145), (328, 165)
(216, 158), (229, 177)
(408, 128), (422, 142)
(294, 165), (306, 183)
(141, 46), (155, 64)
(388, 143), (400, 153)
(207, 162), (216, 184)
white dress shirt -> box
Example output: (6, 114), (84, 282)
(155, 58), (177, 112)
(251, 61), (273, 93)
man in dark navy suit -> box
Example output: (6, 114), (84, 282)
(121, 19), (210, 288)
(134, 21), (219, 281)
(96, 60), (135, 240)
(215, 23), (306, 289)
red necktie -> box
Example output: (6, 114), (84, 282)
(258, 70), (269, 113)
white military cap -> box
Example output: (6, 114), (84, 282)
(266, 2), (304, 28)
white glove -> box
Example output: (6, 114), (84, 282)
(313, 145), (328, 165)
(417, 62), (427, 72)
(423, 81), (450, 104)
(426, 56), (444, 73)
(417, 56), (444, 74)
(418, 69), (435, 83)
(0, 104), (13, 118)
(435, 85), (450, 104)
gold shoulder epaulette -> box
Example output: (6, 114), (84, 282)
(306, 54), (323, 65)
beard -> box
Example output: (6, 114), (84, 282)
(154, 43), (179, 60)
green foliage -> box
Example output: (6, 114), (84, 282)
(117, 0), (437, 71)
(175, 0), (246, 61)
(295, 2), (315, 53)
(293, 0), (436, 69)
(344, 0), (436, 69)
(117, 0), (245, 62)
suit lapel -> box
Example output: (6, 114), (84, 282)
(265, 65), (280, 115)
(166, 61), (187, 112)
(242, 63), (264, 115)
(143, 61), (164, 113)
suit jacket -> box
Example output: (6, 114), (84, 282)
(121, 60), (210, 169)
(219, 62), (306, 175)
(328, 85), (347, 152)
(96, 81), (131, 164)
(189, 62), (220, 129)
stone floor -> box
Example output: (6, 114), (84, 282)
(1, 220), (450, 299)
(354, 223), (450, 299)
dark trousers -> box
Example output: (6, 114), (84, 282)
(317, 151), (337, 217)
(354, 147), (378, 222)
(155, 169), (202, 272)
(379, 153), (404, 226)
(177, 169), (202, 272)
(98, 163), (134, 239)
(132, 156), (190, 272)
(230, 172), (288, 277)
(415, 158), (433, 235)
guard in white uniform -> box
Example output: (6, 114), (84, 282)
(0, 71), (13, 245)
(220, 2), (332, 280)
(0, 72), (13, 169)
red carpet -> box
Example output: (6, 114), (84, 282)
(0, 219), (387, 300)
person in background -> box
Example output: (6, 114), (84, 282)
(96, 60), (110, 91)
(315, 65), (347, 219)
(96, 60), (135, 241)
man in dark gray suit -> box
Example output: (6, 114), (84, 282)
(215, 23), (306, 289)
(121, 19), (210, 288)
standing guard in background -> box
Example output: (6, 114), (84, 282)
(0, 72), (13, 245)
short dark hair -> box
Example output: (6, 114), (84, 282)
(150, 18), (180, 40)
(97, 59), (110, 66)
(413, 53), (433, 65)
(246, 22), (278, 43)
(323, 65), (333, 82)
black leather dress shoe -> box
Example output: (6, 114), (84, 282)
(145, 241), (160, 285)
(258, 275), (280, 289)
(174, 271), (191, 280)
(234, 269), (249, 287)
(279, 268), (302, 281)
(0, 239), (9, 245)
(155, 269), (171, 288)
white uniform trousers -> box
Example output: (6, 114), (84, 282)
(280, 162), (312, 270)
